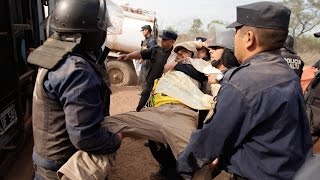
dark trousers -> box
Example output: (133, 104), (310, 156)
(136, 81), (153, 111)
(138, 61), (150, 86)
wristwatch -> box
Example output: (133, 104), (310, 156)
(216, 73), (223, 82)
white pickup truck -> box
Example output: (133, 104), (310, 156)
(105, 5), (158, 86)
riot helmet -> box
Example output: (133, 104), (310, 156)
(50, 0), (110, 33)
(206, 29), (234, 50)
(206, 29), (239, 69)
(48, 0), (123, 50)
(283, 35), (296, 54)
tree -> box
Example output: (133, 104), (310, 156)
(282, 0), (320, 39)
(166, 26), (178, 34)
(189, 18), (203, 34)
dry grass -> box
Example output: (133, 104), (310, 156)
(299, 51), (320, 66)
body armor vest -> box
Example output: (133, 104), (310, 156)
(28, 39), (110, 169)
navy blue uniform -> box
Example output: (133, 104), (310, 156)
(32, 55), (121, 171)
(177, 50), (312, 180)
(139, 35), (157, 86)
(281, 48), (304, 78)
(136, 46), (172, 111)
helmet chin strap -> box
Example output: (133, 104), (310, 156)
(211, 59), (222, 68)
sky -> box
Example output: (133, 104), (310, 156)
(113, 0), (277, 32)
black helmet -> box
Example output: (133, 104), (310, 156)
(49, 0), (123, 51)
(50, 0), (111, 33)
(283, 35), (296, 54)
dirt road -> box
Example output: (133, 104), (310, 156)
(108, 86), (160, 180)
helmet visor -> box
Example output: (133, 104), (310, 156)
(101, 0), (124, 35)
(41, 0), (124, 35)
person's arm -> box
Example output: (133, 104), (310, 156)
(140, 47), (153, 60)
(174, 64), (207, 83)
(46, 56), (121, 154)
(177, 83), (250, 178)
(118, 50), (141, 61)
(163, 59), (178, 73)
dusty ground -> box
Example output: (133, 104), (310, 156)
(108, 86), (160, 180)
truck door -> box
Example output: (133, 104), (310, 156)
(0, 0), (46, 176)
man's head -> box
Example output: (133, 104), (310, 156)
(283, 35), (296, 54)
(315, 32), (320, 38)
(174, 42), (198, 60)
(227, 1), (291, 63)
(159, 30), (178, 50)
(141, 25), (152, 38)
(197, 47), (210, 60)
(49, 0), (121, 51)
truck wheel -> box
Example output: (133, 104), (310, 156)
(107, 61), (138, 86)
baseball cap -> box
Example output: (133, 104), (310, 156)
(173, 42), (198, 58)
(141, 25), (152, 32)
(227, 1), (291, 30)
(159, 30), (178, 40)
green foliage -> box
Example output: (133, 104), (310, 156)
(189, 18), (203, 34)
(166, 26), (178, 34)
(281, 0), (320, 39)
(207, 20), (226, 29)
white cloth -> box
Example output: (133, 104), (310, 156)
(57, 150), (115, 180)
(154, 71), (219, 110)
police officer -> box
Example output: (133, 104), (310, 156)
(118, 30), (178, 112)
(177, 2), (312, 180)
(27, 0), (122, 179)
(139, 25), (157, 86)
(312, 32), (320, 70)
(281, 35), (304, 78)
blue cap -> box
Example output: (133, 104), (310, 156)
(159, 30), (178, 40)
(141, 25), (152, 32)
(227, 1), (291, 30)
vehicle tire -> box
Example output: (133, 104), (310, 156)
(106, 60), (138, 86)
